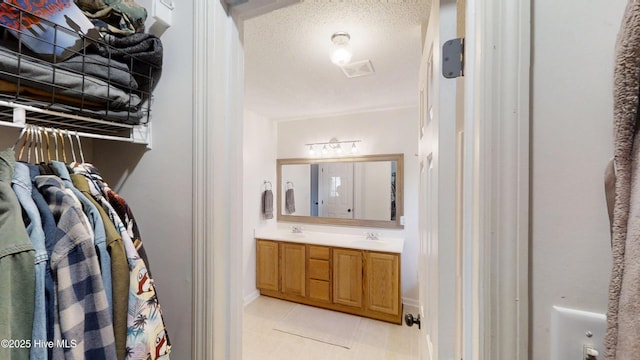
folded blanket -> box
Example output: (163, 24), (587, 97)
(0, 46), (141, 111)
(92, 33), (162, 98)
(0, 43), (144, 124)
(59, 53), (138, 90)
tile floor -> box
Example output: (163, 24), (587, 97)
(243, 296), (420, 360)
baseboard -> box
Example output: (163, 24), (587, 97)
(403, 297), (419, 315)
(244, 289), (260, 306)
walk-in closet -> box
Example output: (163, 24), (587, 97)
(0, 0), (194, 358)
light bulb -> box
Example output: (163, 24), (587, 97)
(351, 142), (358, 153)
(336, 144), (343, 154)
(322, 145), (328, 154)
(330, 48), (352, 66)
(308, 145), (315, 155)
(330, 32), (352, 66)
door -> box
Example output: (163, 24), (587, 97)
(365, 252), (400, 316)
(416, 1), (464, 359)
(332, 248), (363, 308)
(318, 162), (354, 218)
(280, 243), (306, 296)
(256, 240), (279, 292)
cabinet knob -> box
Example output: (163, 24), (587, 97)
(404, 313), (421, 329)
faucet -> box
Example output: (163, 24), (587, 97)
(365, 232), (379, 240)
(292, 226), (303, 234)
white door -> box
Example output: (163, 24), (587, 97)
(318, 162), (354, 218)
(416, 1), (464, 359)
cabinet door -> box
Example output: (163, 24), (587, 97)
(281, 243), (306, 296)
(333, 248), (363, 308)
(365, 252), (400, 315)
(256, 240), (279, 292)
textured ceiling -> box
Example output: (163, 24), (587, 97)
(243, 0), (429, 120)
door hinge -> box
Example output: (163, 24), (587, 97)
(442, 37), (464, 79)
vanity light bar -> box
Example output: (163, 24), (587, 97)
(304, 140), (362, 146)
(306, 140), (361, 156)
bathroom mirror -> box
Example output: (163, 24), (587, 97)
(277, 154), (403, 228)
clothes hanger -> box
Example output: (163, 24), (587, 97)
(33, 126), (41, 164)
(12, 127), (28, 163)
(66, 130), (77, 163)
(75, 131), (85, 164)
(57, 129), (67, 163)
(53, 128), (59, 162)
(26, 126), (34, 163)
(12, 127), (27, 151)
(38, 127), (45, 164)
(44, 127), (52, 163)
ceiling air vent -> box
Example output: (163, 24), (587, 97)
(340, 60), (375, 78)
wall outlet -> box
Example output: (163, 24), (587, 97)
(550, 306), (606, 360)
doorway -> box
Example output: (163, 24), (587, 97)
(190, 0), (532, 359)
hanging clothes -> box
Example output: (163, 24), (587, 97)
(2, 131), (172, 359)
(71, 173), (129, 360)
(0, 149), (35, 360)
(73, 165), (171, 359)
(50, 160), (113, 313)
(26, 163), (58, 360)
(75, 163), (172, 350)
(34, 175), (116, 360)
(11, 162), (48, 360)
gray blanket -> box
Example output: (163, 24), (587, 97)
(59, 53), (138, 90)
(0, 45), (143, 124)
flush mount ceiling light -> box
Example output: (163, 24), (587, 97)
(330, 32), (352, 66)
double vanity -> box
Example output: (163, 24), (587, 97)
(255, 230), (404, 324)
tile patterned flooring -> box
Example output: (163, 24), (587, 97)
(243, 296), (420, 360)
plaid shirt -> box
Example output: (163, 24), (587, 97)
(35, 176), (116, 360)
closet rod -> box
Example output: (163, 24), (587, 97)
(0, 100), (135, 129)
(0, 100), (152, 146)
(1, 120), (140, 143)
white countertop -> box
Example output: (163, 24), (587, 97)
(254, 230), (404, 253)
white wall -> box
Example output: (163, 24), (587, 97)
(243, 109), (277, 302)
(91, 2), (194, 358)
(276, 107), (420, 303)
(531, 1), (626, 359)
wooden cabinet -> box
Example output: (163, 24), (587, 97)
(280, 243), (306, 296)
(256, 240), (279, 292)
(365, 252), (400, 315)
(332, 248), (363, 308)
(307, 245), (331, 302)
(255, 238), (402, 324)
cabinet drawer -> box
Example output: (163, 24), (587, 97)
(308, 279), (330, 302)
(308, 259), (330, 281)
(308, 245), (330, 260)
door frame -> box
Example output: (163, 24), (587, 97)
(463, 0), (530, 359)
(192, 1), (244, 359)
(190, 0), (531, 358)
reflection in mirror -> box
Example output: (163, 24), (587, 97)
(277, 154), (403, 228)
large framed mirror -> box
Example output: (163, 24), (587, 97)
(277, 154), (403, 228)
